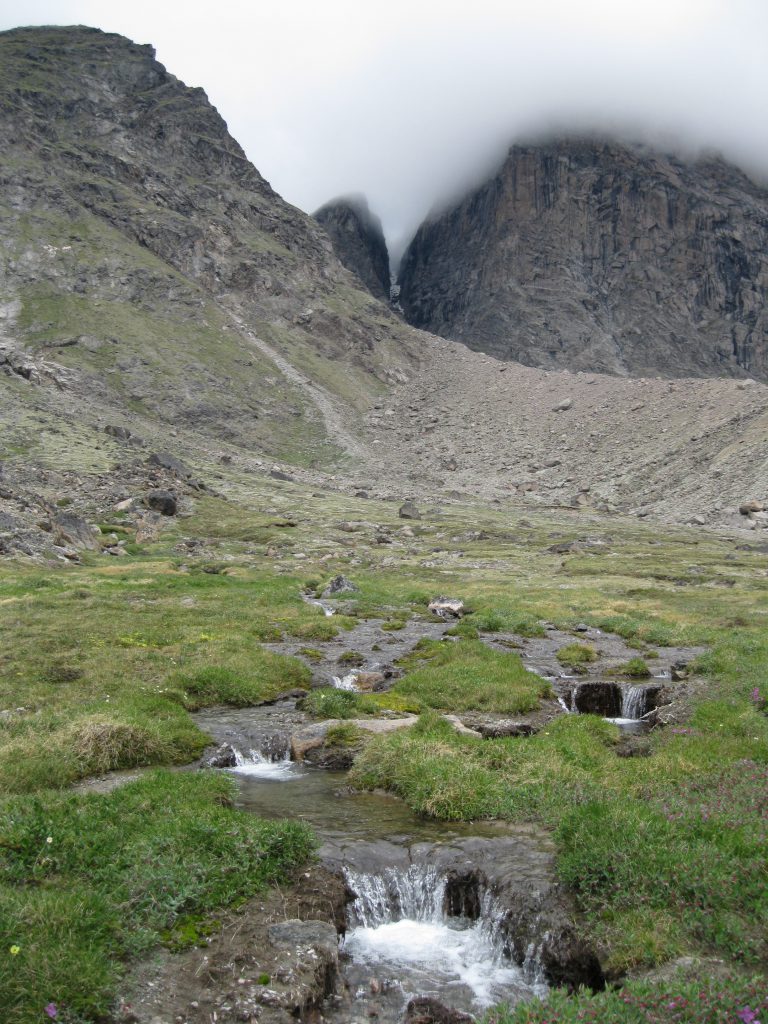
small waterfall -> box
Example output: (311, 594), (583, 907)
(332, 671), (360, 691)
(621, 686), (648, 720)
(342, 866), (547, 1010)
(230, 738), (297, 779)
(305, 597), (336, 617)
(346, 866), (447, 927)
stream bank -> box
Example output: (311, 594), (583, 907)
(115, 599), (706, 1023)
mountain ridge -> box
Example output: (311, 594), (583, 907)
(0, 25), (767, 554)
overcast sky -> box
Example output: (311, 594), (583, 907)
(1, 0), (767, 256)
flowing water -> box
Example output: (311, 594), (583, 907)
(342, 866), (546, 1013)
(202, 701), (552, 1018)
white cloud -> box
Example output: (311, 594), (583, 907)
(1, 0), (766, 254)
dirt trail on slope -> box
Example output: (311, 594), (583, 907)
(223, 307), (368, 463)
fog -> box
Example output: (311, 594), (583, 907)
(1, 0), (767, 256)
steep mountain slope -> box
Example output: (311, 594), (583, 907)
(0, 25), (421, 473)
(398, 138), (768, 380)
(314, 196), (391, 301)
(0, 26), (767, 551)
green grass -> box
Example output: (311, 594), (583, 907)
(556, 643), (598, 668)
(0, 771), (314, 1023)
(488, 970), (768, 1023)
(299, 687), (378, 719)
(615, 656), (653, 678)
(0, 563), (329, 791)
(1, 483), (768, 1015)
(392, 639), (549, 714)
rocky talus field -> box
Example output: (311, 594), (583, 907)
(0, 24), (767, 1024)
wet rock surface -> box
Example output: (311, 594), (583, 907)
(116, 867), (347, 1024)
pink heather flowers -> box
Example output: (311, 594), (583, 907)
(737, 1008), (760, 1024)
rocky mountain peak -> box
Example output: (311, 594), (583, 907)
(397, 136), (768, 380)
(314, 194), (391, 301)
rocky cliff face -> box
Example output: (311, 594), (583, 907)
(397, 138), (768, 380)
(0, 25), (421, 472)
(314, 196), (391, 301)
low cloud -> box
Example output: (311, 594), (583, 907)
(3, 0), (767, 259)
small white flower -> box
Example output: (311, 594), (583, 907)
(46, 836), (53, 844)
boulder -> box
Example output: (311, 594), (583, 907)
(354, 671), (386, 691)
(322, 574), (359, 597)
(479, 720), (538, 738)
(147, 452), (192, 478)
(405, 998), (474, 1024)
(553, 398), (573, 412)
(200, 743), (237, 769)
(270, 469), (295, 482)
(572, 682), (622, 717)
(52, 512), (100, 550)
(104, 424), (131, 441)
(739, 500), (765, 515)
(145, 489), (176, 516)
(398, 499), (422, 519)
(428, 596), (465, 618)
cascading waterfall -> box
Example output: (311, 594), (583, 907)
(346, 865), (447, 927)
(301, 592), (336, 617)
(621, 685), (648, 719)
(332, 671), (360, 691)
(342, 866), (546, 1010)
(229, 737), (298, 779)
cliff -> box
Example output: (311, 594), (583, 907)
(314, 195), (391, 301)
(397, 138), (768, 380)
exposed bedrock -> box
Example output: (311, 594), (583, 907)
(314, 194), (392, 301)
(398, 137), (768, 380)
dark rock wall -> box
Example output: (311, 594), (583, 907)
(314, 196), (391, 301)
(398, 138), (768, 380)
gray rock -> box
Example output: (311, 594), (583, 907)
(479, 721), (538, 738)
(200, 743), (237, 768)
(147, 452), (192, 478)
(405, 997), (474, 1024)
(52, 512), (100, 550)
(740, 500), (765, 515)
(398, 137), (768, 382)
(322, 574), (359, 597)
(428, 596), (465, 618)
(314, 195), (391, 301)
(398, 499), (422, 519)
(145, 489), (176, 516)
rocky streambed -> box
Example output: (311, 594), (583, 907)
(117, 597), (705, 1024)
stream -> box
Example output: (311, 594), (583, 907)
(195, 704), (550, 1018)
(187, 599), (704, 1022)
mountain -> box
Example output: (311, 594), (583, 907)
(0, 26), (767, 549)
(314, 195), (391, 301)
(0, 24), (421, 476)
(397, 138), (768, 380)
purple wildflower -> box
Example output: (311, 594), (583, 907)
(737, 1008), (759, 1024)
(44, 1004), (58, 1019)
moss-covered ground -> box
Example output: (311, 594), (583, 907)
(1, 481), (767, 1020)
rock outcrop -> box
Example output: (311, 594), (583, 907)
(314, 195), (391, 301)
(398, 137), (768, 380)
(0, 25), (421, 477)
